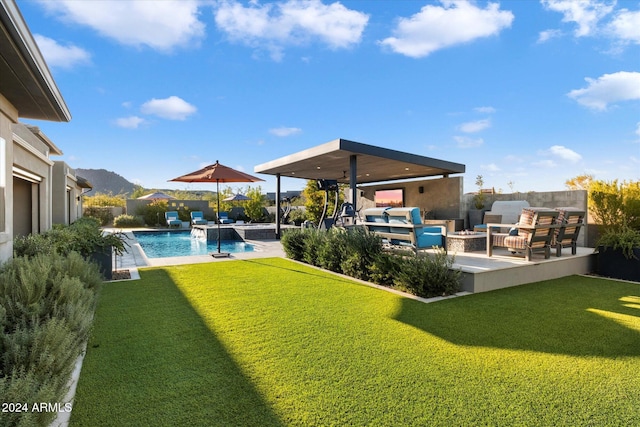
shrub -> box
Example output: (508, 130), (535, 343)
(83, 193), (125, 208)
(135, 200), (168, 227)
(0, 251), (101, 427)
(280, 227), (460, 298)
(288, 208), (307, 225)
(597, 226), (640, 259)
(83, 206), (114, 226)
(394, 249), (462, 298)
(316, 229), (349, 272)
(302, 229), (325, 266)
(13, 217), (128, 259)
(589, 180), (640, 232)
(369, 251), (404, 286)
(281, 229), (307, 261)
(340, 228), (383, 281)
(113, 214), (145, 228)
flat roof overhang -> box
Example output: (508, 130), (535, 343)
(0, 0), (71, 122)
(254, 138), (465, 184)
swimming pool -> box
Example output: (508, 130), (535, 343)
(133, 231), (254, 258)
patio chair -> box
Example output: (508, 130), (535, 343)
(218, 211), (234, 224)
(487, 208), (559, 261)
(165, 211), (182, 228)
(363, 207), (446, 252)
(473, 213), (502, 233)
(190, 211), (208, 226)
(553, 208), (585, 257)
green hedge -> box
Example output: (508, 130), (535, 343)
(13, 217), (127, 259)
(113, 214), (145, 228)
(1, 218), (118, 426)
(0, 252), (102, 427)
(281, 228), (461, 298)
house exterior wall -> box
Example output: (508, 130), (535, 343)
(0, 94), (18, 262)
(13, 123), (54, 234)
(52, 161), (83, 225)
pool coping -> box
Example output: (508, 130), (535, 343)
(108, 228), (286, 273)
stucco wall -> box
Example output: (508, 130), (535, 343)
(0, 94), (17, 262)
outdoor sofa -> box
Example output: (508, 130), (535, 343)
(363, 207), (446, 251)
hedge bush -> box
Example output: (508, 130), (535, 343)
(281, 228), (461, 298)
(83, 206), (114, 226)
(0, 251), (102, 427)
(13, 217), (127, 259)
(113, 214), (145, 228)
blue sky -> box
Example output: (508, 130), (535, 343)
(18, 0), (640, 194)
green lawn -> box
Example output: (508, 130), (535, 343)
(71, 258), (640, 426)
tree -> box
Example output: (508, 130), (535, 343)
(244, 186), (266, 222)
(565, 174), (594, 191)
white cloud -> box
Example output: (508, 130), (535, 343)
(540, 145), (582, 163)
(635, 122), (640, 139)
(459, 118), (491, 133)
(482, 163), (501, 172)
(33, 34), (90, 69)
(474, 106), (496, 114)
(568, 71), (640, 110)
(608, 9), (640, 44)
(214, 0), (368, 60)
(269, 127), (302, 137)
(537, 29), (563, 43)
(454, 135), (484, 148)
(540, 0), (615, 37)
(38, 0), (204, 52)
(141, 96), (197, 120)
(379, 0), (514, 58)
(533, 159), (558, 168)
(115, 116), (146, 129)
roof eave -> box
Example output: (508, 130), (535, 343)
(0, 0), (71, 122)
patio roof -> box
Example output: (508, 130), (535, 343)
(254, 138), (465, 184)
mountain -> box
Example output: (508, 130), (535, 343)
(76, 168), (137, 196)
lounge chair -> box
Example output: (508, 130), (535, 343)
(363, 207), (446, 251)
(190, 211), (208, 226)
(553, 208), (585, 256)
(487, 208), (559, 261)
(165, 211), (182, 228)
(473, 213), (502, 233)
(218, 211), (234, 224)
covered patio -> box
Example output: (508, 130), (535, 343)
(254, 138), (466, 237)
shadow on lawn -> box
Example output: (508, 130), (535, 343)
(393, 276), (640, 358)
(72, 268), (283, 426)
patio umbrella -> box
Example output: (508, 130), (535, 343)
(222, 193), (251, 202)
(169, 160), (264, 256)
(137, 191), (175, 200)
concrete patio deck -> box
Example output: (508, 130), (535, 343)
(450, 247), (595, 293)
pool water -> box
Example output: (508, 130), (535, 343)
(133, 231), (254, 258)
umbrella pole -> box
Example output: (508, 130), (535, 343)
(217, 179), (221, 253)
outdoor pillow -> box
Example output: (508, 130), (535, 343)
(509, 227), (519, 236)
